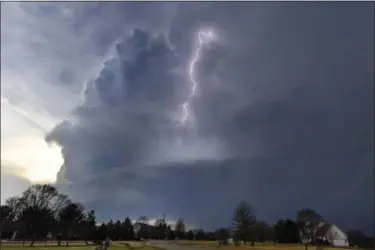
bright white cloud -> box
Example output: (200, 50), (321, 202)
(0, 3), (106, 201)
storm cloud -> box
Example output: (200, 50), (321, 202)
(39, 2), (373, 233)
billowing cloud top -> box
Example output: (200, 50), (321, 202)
(2, 2), (374, 233)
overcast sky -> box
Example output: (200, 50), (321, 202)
(1, 2), (374, 234)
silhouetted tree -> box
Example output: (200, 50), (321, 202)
(253, 221), (273, 242)
(1, 205), (11, 221)
(5, 183), (372, 249)
(154, 217), (167, 239)
(78, 210), (96, 244)
(195, 229), (206, 240)
(296, 209), (324, 245)
(136, 216), (151, 239)
(10, 184), (70, 246)
(1, 197), (27, 241)
(207, 231), (216, 241)
(57, 202), (85, 246)
(137, 216), (148, 224)
(175, 218), (186, 239)
(215, 228), (230, 244)
(187, 230), (194, 240)
(19, 205), (56, 245)
(346, 230), (374, 248)
(0, 205), (11, 239)
(4, 197), (24, 220)
(106, 220), (115, 239)
(273, 219), (300, 243)
(97, 223), (108, 242)
(166, 225), (175, 240)
(123, 217), (134, 240)
(112, 220), (122, 240)
(233, 201), (257, 246)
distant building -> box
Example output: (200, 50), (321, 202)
(315, 223), (349, 247)
(299, 222), (349, 247)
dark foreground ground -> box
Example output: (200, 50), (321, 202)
(0, 240), (365, 250)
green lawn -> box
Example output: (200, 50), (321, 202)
(173, 241), (365, 250)
(0, 241), (155, 250)
(1, 241), (367, 250)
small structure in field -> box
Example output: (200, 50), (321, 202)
(300, 222), (349, 247)
(315, 224), (349, 247)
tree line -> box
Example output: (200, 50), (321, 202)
(0, 184), (373, 249)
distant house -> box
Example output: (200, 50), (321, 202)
(299, 222), (349, 247)
(315, 223), (349, 247)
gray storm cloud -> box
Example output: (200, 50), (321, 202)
(45, 2), (373, 233)
(46, 27), (228, 204)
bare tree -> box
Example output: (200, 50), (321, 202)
(7, 184), (70, 246)
(154, 216), (167, 239)
(233, 201), (257, 246)
(296, 209), (324, 249)
(175, 218), (186, 239)
(57, 202), (85, 246)
(5, 197), (24, 220)
(137, 216), (149, 224)
(137, 216), (149, 239)
(79, 210), (97, 244)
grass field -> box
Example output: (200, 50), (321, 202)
(0, 241), (153, 250)
(0, 241), (366, 250)
(173, 240), (365, 250)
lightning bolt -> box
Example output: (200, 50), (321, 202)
(179, 29), (216, 125)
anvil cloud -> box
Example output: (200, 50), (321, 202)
(1, 2), (374, 233)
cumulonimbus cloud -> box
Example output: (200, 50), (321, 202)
(45, 27), (228, 205)
(39, 2), (373, 233)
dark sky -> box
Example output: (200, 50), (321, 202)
(45, 2), (374, 234)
